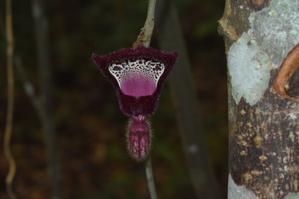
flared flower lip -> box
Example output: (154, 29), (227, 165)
(92, 46), (178, 117)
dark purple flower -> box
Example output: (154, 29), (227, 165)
(92, 46), (178, 117)
(92, 47), (177, 161)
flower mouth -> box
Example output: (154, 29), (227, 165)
(120, 73), (156, 97)
(108, 59), (165, 97)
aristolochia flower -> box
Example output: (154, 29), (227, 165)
(92, 47), (178, 161)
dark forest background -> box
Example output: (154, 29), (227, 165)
(0, 0), (227, 198)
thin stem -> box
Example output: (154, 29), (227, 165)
(145, 158), (158, 199)
(14, 57), (43, 117)
(133, 0), (157, 48)
(133, 0), (159, 198)
(4, 0), (16, 198)
(31, 0), (62, 197)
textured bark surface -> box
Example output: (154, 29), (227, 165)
(220, 0), (299, 198)
(230, 90), (299, 198)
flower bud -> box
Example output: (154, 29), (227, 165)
(126, 116), (151, 161)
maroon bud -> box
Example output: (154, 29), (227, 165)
(126, 115), (151, 161)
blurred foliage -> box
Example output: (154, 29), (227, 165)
(0, 0), (226, 198)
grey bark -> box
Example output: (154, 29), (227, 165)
(220, 0), (299, 198)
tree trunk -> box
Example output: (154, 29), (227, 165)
(220, 0), (299, 198)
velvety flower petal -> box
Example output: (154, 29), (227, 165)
(92, 46), (178, 117)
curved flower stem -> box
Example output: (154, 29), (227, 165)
(4, 0), (16, 198)
(133, 0), (159, 198)
(145, 157), (158, 199)
(133, 0), (157, 48)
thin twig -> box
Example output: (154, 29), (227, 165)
(133, 0), (157, 48)
(14, 57), (43, 116)
(133, 0), (159, 198)
(145, 158), (158, 199)
(4, 0), (16, 198)
(31, 0), (62, 197)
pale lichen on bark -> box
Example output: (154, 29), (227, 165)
(228, 33), (271, 105)
(228, 174), (258, 199)
(249, 0), (299, 67)
(228, 0), (299, 106)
